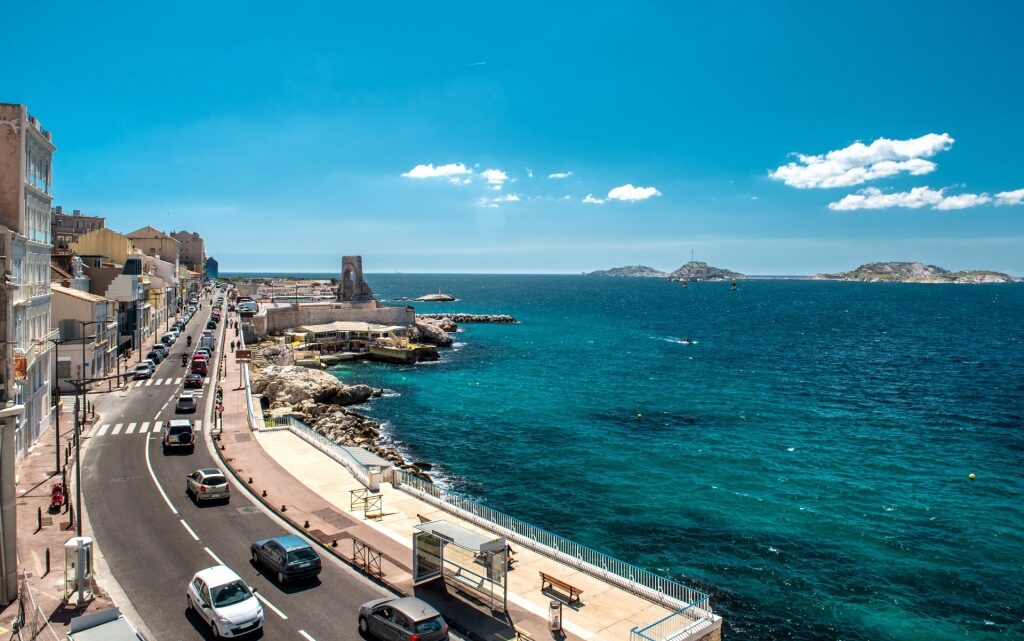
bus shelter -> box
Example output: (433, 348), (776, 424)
(413, 520), (508, 612)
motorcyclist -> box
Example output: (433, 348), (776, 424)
(182, 353), (188, 366)
(187, 335), (192, 347)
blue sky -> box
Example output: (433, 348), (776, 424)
(4, 2), (1023, 274)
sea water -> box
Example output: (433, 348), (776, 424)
(311, 274), (1022, 641)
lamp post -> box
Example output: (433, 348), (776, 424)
(78, 320), (104, 430)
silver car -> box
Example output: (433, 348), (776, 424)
(358, 597), (449, 641)
(187, 468), (230, 503)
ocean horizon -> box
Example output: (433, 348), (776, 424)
(242, 273), (1022, 640)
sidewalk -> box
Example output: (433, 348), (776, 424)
(0, 398), (112, 638)
(215, 316), (712, 641)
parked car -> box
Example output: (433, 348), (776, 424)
(187, 566), (263, 638)
(176, 392), (197, 413)
(358, 597), (449, 641)
(186, 468), (230, 503)
(132, 363), (154, 380)
(184, 373), (204, 389)
(146, 349), (164, 363)
(250, 534), (322, 584)
(162, 419), (194, 452)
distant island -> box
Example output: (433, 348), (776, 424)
(815, 262), (1022, 284)
(586, 261), (744, 281)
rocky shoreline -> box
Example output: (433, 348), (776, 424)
(417, 313), (518, 324)
(248, 348), (434, 480)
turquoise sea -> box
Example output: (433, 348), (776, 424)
(232, 273), (1024, 640)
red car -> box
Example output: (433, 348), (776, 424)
(184, 373), (204, 388)
(191, 360), (208, 376)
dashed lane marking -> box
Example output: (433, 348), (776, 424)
(144, 379), (153, 386)
(180, 519), (200, 541)
(139, 421), (150, 434)
(175, 377), (182, 384)
(97, 424), (109, 436)
(299, 631), (317, 641)
(144, 434), (178, 515)
(126, 422), (137, 434)
(154, 420), (163, 433)
(195, 420), (203, 432)
(254, 592), (288, 621)
(111, 423), (123, 435)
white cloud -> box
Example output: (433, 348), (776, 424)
(828, 186), (991, 211)
(549, 171), (574, 179)
(559, 195), (572, 202)
(401, 163), (472, 179)
(497, 193), (520, 202)
(995, 188), (1024, 206)
(582, 194), (605, 205)
(526, 167), (534, 178)
(479, 193), (520, 207)
(771, 133), (954, 189)
(480, 168), (509, 186)
(607, 184), (661, 201)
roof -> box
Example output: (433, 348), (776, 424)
(51, 283), (108, 303)
(414, 520), (506, 553)
(388, 597), (443, 623)
(341, 446), (393, 468)
(195, 564), (242, 587)
(68, 608), (142, 641)
(268, 534), (313, 551)
(298, 321), (399, 334)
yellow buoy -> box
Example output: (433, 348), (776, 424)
(969, 473), (976, 480)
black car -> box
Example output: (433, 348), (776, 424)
(146, 349), (164, 363)
(250, 535), (322, 584)
(206, 321), (218, 330)
(184, 373), (204, 389)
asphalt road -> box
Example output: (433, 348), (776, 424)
(82, 293), (388, 641)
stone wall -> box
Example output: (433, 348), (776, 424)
(253, 302), (415, 338)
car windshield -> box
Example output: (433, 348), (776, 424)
(286, 548), (318, 564)
(415, 616), (446, 633)
(211, 580), (251, 607)
(169, 425), (192, 435)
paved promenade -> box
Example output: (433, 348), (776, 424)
(214, 324), (700, 641)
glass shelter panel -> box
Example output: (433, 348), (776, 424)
(413, 532), (443, 584)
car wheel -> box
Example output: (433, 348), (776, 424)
(187, 595), (193, 612)
(276, 571), (285, 584)
(251, 551), (259, 565)
(358, 616), (369, 634)
(211, 618), (222, 639)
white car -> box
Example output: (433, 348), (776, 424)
(187, 566), (263, 638)
(186, 468), (231, 503)
(132, 363), (154, 380)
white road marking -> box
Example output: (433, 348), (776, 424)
(175, 377), (182, 384)
(203, 546), (225, 565)
(139, 421), (150, 434)
(126, 422), (137, 434)
(195, 420), (203, 432)
(180, 519), (200, 541)
(160, 402), (169, 410)
(111, 423), (123, 435)
(144, 435), (178, 515)
(298, 631), (317, 641)
(97, 424), (109, 436)
(144, 379), (153, 386)
(254, 592), (288, 620)
(154, 420), (163, 433)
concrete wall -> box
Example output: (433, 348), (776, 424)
(253, 303), (415, 338)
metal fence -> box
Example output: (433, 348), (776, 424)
(13, 573), (61, 641)
(630, 598), (713, 641)
(391, 468), (712, 616)
(262, 416), (371, 487)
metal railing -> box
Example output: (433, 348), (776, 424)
(630, 598), (713, 641)
(14, 572), (61, 641)
(391, 468), (712, 616)
(262, 416), (371, 487)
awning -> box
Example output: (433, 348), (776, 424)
(414, 520), (506, 553)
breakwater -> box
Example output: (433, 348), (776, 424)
(417, 313), (518, 323)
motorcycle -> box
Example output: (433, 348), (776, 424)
(181, 354), (188, 367)
(187, 335), (193, 347)
(50, 482), (65, 513)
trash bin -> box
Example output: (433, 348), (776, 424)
(549, 599), (562, 632)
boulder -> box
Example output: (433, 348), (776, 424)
(250, 365), (371, 408)
(412, 319), (454, 347)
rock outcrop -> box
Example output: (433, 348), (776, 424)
(815, 262), (1022, 284)
(411, 318), (454, 347)
(251, 365), (373, 408)
(418, 313), (518, 324)
(668, 261), (744, 281)
(415, 293), (456, 302)
(585, 265), (668, 278)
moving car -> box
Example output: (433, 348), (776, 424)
(358, 597), (449, 641)
(191, 360), (208, 376)
(132, 363), (154, 380)
(206, 320), (218, 330)
(162, 419), (194, 452)
(175, 392), (197, 413)
(187, 566), (263, 638)
(186, 468), (230, 503)
(184, 373), (204, 389)
(250, 534), (322, 584)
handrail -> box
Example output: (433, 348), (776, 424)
(391, 467), (711, 618)
(630, 598), (713, 641)
(263, 416), (372, 487)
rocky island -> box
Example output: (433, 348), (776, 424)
(815, 262), (1022, 284)
(587, 260), (744, 281)
(414, 292), (456, 302)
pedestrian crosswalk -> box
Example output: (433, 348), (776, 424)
(89, 419), (203, 439)
(132, 377), (205, 388)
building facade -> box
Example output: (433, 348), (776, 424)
(171, 230), (205, 274)
(0, 103), (55, 460)
(50, 285), (118, 392)
(205, 256), (219, 279)
(51, 206), (104, 256)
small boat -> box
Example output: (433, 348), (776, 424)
(680, 337), (696, 345)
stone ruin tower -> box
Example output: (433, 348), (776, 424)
(337, 255), (375, 302)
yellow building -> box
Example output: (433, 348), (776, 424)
(69, 227), (134, 264)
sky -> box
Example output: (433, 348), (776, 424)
(3, 2), (1023, 275)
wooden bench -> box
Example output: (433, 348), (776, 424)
(539, 571), (583, 605)
(513, 624), (535, 640)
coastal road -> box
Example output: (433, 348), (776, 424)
(82, 294), (388, 640)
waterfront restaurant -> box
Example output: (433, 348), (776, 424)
(294, 321), (408, 353)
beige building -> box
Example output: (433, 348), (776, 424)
(51, 206), (104, 256)
(127, 226), (179, 264)
(171, 230), (205, 273)
(70, 227), (135, 265)
(50, 285), (118, 392)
